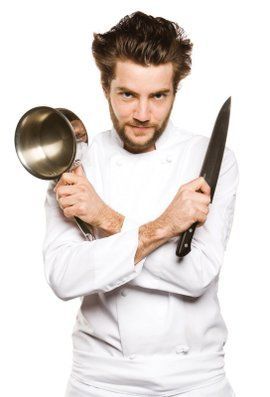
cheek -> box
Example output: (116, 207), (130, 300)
(151, 101), (173, 122)
(111, 97), (133, 120)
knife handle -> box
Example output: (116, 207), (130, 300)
(175, 221), (198, 257)
(74, 216), (95, 241)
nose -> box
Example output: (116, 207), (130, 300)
(133, 99), (150, 123)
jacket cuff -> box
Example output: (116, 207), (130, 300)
(120, 216), (140, 232)
(120, 216), (146, 274)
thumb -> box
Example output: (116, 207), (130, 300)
(187, 176), (211, 195)
(72, 164), (85, 176)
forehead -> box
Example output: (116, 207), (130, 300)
(112, 60), (174, 93)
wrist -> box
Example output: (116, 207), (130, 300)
(134, 218), (170, 264)
(96, 205), (124, 236)
(153, 215), (174, 240)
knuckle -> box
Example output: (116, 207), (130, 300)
(77, 203), (85, 214)
(181, 190), (189, 200)
(179, 185), (184, 193)
(184, 198), (192, 208)
(58, 187), (64, 196)
(189, 207), (196, 218)
(205, 195), (211, 204)
(205, 182), (211, 192)
(63, 208), (70, 217)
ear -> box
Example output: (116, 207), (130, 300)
(73, 164), (85, 176)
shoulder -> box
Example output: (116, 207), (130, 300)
(172, 123), (238, 166)
(80, 128), (113, 162)
(171, 123), (239, 187)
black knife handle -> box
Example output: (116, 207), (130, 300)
(175, 221), (198, 257)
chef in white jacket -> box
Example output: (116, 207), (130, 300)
(43, 11), (239, 397)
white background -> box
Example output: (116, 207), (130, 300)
(1, 1), (269, 396)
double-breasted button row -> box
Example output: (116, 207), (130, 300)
(161, 155), (173, 164)
(175, 344), (189, 354)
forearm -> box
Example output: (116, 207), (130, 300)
(134, 218), (170, 264)
(97, 208), (171, 264)
(94, 205), (125, 237)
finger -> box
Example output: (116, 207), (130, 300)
(192, 191), (211, 205)
(62, 205), (76, 218)
(60, 172), (79, 185)
(185, 176), (211, 195)
(59, 194), (80, 209)
(53, 179), (62, 192)
(195, 209), (207, 224)
(53, 176), (69, 192)
(199, 177), (211, 196)
(72, 165), (85, 176)
(197, 221), (204, 227)
(56, 184), (79, 197)
(195, 203), (209, 216)
(63, 203), (85, 218)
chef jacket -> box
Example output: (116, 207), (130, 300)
(42, 119), (239, 396)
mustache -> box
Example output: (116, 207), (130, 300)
(127, 122), (156, 128)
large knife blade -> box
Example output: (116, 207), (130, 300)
(176, 96), (231, 257)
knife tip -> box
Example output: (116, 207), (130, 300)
(223, 96), (231, 112)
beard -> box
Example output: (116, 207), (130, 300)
(108, 98), (174, 153)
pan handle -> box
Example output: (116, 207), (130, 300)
(74, 216), (95, 241)
(56, 163), (95, 241)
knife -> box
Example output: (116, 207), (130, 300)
(176, 96), (231, 257)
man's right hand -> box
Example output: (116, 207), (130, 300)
(156, 176), (211, 239)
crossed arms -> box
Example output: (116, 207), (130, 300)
(43, 149), (239, 301)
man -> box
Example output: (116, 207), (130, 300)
(43, 11), (238, 397)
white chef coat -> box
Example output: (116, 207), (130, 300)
(43, 119), (239, 396)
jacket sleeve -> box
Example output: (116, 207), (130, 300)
(126, 148), (240, 298)
(42, 182), (146, 301)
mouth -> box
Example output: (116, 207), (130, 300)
(128, 125), (153, 130)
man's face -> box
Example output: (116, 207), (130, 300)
(107, 60), (175, 154)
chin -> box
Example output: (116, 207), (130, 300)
(129, 136), (152, 148)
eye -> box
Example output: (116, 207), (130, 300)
(153, 93), (167, 100)
(121, 92), (133, 99)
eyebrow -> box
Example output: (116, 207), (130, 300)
(115, 86), (171, 95)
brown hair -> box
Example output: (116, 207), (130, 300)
(92, 11), (193, 95)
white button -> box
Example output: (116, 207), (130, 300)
(161, 155), (172, 164)
(128, 354), (136, 360)
(121, 289), (127, 297)
(175, 345), (189, 354)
